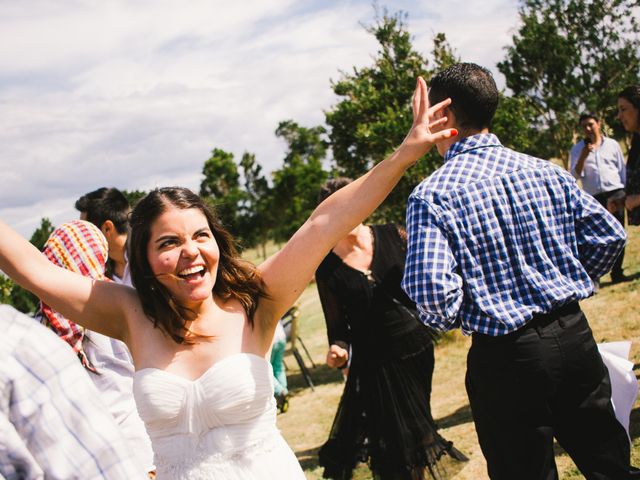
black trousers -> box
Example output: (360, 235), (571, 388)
(466, 303), (632, 480)
(594, 188), (626, 278)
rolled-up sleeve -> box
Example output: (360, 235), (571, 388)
(572, 184), (627, 279)
(402, 195), (463, 331)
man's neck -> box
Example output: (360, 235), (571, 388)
(460, 127), (489, 138)
(438, 127), (489, 157)
(111, 258), (126, 279)
(591, 132), (603, 146)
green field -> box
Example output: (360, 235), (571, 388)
(266, 226), (640, 479)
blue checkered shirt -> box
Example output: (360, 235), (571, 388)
(402, 134), (626, 336)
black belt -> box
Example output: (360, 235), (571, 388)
(523, 301), (581, 330)
(472, 301), (581, 343)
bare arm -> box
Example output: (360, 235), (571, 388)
(255, 77), (456, 330)
(0, 220), (134, 341)
(316, 271), (349, 368)
(572, 184), (627, 279)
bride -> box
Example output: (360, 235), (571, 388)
(0, 78), (454, 479)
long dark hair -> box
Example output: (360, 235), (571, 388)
(618, 85), (640, 165)
(128, 187), (266, 343)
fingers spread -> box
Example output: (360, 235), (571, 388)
(428, 97), (452, 117)
(428, 116), (448, 129)
(431, 128), (458, 142)
(412, 78), (422, 116)
(412, 77), (422, 121)
(416, 77), (429, 125)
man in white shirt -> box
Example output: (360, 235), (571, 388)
(75, 188), (130, 282)
(0, 304), (147, 480)
(74, 187), (154, 472)
(569, 113), (628, 283)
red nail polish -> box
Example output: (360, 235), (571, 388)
(450, 129), (458, 137)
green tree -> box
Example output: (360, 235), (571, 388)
(0, 274), (13, 304)
(431, 32), (459, 71)
(122, 189), (147, 207)
(200, 148), (245, 235)
(498, 0), (640, 166)
(270, 120), (329, 241)
(492, 94), (541, 155)
(10, 217), (55, 314)
(237, 152), (273, 258)
(325, 9), (459, 223)
(29, 217), (54, 251)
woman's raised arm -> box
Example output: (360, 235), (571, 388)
(256, 77), (456, 329)
(0, 219), (134, 341)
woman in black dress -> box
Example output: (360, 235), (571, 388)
(315, 178), (466, 480)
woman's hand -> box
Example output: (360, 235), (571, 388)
(326, 344), (349, 369)
(625, 193), (640, 210)
(397, 76), (457, 164)
(608, 196), (625, 213)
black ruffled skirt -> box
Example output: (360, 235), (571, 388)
(319, 321), (457, 480)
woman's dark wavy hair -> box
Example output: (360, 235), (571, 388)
(619, 85), (640, 162)
(128, 187), (266, 343)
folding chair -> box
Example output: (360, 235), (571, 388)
(281, 305), (316, 390)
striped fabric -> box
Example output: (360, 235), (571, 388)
(38, 220), (109, 372)
(0, 304), (147, 479)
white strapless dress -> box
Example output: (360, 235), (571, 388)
(132, 353), (306, 479)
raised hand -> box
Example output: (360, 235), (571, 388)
(400, 76), (457, 162)
(255, 77), (455, 330)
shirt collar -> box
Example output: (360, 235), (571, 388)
(444, 133), (503, 162)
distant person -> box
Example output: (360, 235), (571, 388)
(74, 188), (155, 472)
(0, 304), (147, 480)
(270, 319), (289, 413)
(36, 220), (154, 474)
(402, 63), (634, 479)
(569, 113), (628, 283)
(75, 187), (131, 283)
(315, 177), (466, 480)
(617, 85), (640, 226)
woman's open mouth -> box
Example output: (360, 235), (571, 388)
(177, 265), (206, 281)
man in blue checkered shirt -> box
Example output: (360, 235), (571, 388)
(402, 63), (634, 479)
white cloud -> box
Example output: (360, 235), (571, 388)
(0, 0), (519, 237)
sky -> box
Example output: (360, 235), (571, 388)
(0, 0), (520, 237)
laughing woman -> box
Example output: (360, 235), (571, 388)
(0, 78), (455, 480)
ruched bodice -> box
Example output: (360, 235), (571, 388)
(133, 353), (305, 479)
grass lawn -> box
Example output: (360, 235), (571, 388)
(259, 226), (640, 479)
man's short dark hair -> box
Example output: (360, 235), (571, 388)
(75, 187), (130, 234)
(578, 112), (599, 124)
(428, 63), (499, 131)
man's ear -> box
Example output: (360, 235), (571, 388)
(434, 106), (456, 132)
(101, 220), (115, 238)
(443, 105), (455, 123)
(433, 106), (447, 120)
